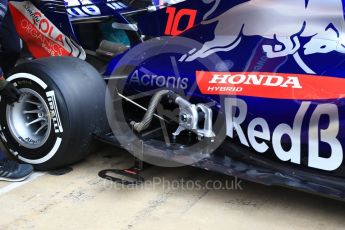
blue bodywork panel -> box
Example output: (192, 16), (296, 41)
(9, 0), (345, 199)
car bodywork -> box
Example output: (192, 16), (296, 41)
(7, 0), (345, 199)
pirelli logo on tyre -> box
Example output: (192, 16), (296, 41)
(46, 90), (63, 133)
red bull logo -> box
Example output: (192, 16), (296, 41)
(226, 98), (343, 171)
(180, 0), (345, 74)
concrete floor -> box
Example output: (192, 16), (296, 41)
(0, 147), (344, 230)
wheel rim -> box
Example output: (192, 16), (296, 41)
(6, 88), (52, 149)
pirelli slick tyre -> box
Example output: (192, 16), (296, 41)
(0, 57), (108, 170)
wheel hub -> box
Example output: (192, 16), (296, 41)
(6, 88), (52, 149)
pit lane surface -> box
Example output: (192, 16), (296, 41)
(0, 147), (344, 230)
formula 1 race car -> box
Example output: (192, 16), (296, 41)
(2, 0), (345, 199)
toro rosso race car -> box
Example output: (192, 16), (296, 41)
(3, 0), (345, 199)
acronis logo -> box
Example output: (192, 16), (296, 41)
(129, 70), (189, 89)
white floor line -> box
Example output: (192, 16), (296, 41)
(0, 172), (46, 197)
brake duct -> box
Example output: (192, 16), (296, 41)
(130, 90), (215, 139)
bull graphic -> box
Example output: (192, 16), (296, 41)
(179, 0), (345, 74)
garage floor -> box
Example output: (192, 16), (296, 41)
(0, 147), (344, 230)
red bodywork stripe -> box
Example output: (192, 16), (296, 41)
(196, 71), (345, 100)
